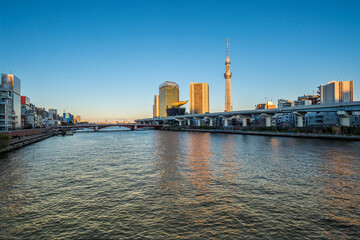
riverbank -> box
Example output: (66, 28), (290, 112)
(0, 133), (55, 154)
(162, 127), (360, 140)
(0, 127), (57, 154)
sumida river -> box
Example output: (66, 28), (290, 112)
(1, 129), (359, 239)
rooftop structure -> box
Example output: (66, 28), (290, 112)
(278, 99), (294, 109)
(256, 101), (276, 110)
(297, 94), (320, 105)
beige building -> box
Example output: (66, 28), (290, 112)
(319, 80), (354, 104)
(75, 115), (81, 123)
(159, 81), (179, 117)
(189, 82), (209, 114)
(153, 95), (159, 117)
(256, 101), (276, 110)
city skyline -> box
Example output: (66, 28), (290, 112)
(1, 0), (360, 121)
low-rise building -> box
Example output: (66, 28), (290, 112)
(307, 112), (340, 127)
(273, 113), (295, 127)
(294, 99), (312, 107)
(278, 99), (294, 109)
(297, 94), (320, 105)
(256, 101), (276, 110)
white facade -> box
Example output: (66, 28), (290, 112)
(278, 99), (294, 109)
(153, 95), (159, 117)
(294, 99), (312, 107)
(0, 88), (13, 131)
(319, 80), (354, 104)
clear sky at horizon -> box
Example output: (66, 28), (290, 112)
(1, 0), (360, 121)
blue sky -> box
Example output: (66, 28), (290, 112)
(1, 0), (360, 121)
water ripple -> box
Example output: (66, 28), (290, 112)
(1, 131), (360, 239)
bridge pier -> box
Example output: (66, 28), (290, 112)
(222, 116), (229, 127)
(337, 111), (351, 127)
(238, 115), (249, 127)
(194, 117), (201, 127)
(261, 114), (274, 127)
(293, 112), (306, 127)
(206, 117), (215, 127)
(175, 118), (183, 126)
(186, 118), (191, 126)
(242, 118), (247, 127)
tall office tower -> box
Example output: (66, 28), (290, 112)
(153, 95), (159, 117)
(48, 109), (58, 120)
(319, 80), (354, 104)
(189, 82), (209, 114)
(159, 81), (179, 117)
(224, 39), (232, 112)
(1, 74), (21, 129)
(75, 115), (81, 123)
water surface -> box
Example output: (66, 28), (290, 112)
(1, 130), (359, 239)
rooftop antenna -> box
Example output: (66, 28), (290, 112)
(226, 39), (229, 57)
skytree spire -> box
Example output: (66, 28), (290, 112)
(227, 39), (229, 57)
(224, 39), (232, 112)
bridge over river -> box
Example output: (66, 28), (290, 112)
(135, 101), (360, 127)
(58, 123), (162, 131)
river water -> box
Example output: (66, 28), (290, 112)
(1, 129), (359, 239)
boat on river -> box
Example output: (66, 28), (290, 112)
(65, 131), (74, 136)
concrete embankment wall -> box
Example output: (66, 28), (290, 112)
(1, 127), (54, 138)
(0, 133), (55, 154)
(0, 127), (56, 154)
(163, 128), (360, 141)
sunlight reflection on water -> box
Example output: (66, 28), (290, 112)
(0, 130), (359, 239)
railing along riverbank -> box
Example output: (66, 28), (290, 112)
(161, 127), (360, 141)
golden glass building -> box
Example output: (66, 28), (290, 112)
(189, 82), (209, 114)
(159, 81), (179, 117)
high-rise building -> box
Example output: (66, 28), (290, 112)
(153, 95), (159, 117)
(319, 80), (354, 104)
(75, 115), (81, 123)
(1, 74), (21, 129)
(224, 39), (232, 112)
(20, 96), (33, 128)
(63, 112), (72, 123)
(189, 82), (209, 114)
(159, 81), (179, 117)
(48, 109), (58, 120)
